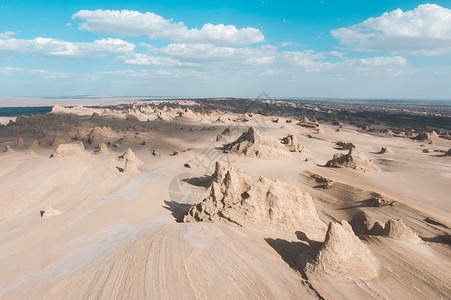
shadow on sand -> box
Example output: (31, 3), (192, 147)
(163, 200), (193, 222)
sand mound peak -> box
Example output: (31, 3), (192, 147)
(369, 219), (422, 243)
(325, 149), (381, 171)
(94, 143), (109, 154)
(51, 142), (88, 158)
(224, 127), (290, 159)
(51, 133), (72, 147)
(15, 137), (25, 147)
(88, 126), (118, 145)
(118, 148), (143, 173)
(379, 146), (393, 154)
(118, 148), (143, 164)
(306, 220), (379, 280)
(41, 206), (61, 217)
(184, 161), (326, 239)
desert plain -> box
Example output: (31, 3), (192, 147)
(0, 98), (450, 299)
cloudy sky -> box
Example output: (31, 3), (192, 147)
(1, 0), (451, 99)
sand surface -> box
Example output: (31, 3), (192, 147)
(0, 99), (450, 299)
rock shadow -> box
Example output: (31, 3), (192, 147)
(182, 175), (212, 188)
(163, 200), (192, 222)
(265, 232), (323, 279)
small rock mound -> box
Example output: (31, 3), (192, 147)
(368, 219), (422, 243)
(379, 146), (393, 154)
(88, 126), (118, 145)
(184, 161), (326, 240)
(51, 133), (72, 147)
(216, 134), (227, 142)
(325, 149), (381, 172)
(41, 206), (62, 217)
(413, 132), (432, 141)
(305, 220), (379, 280)
(94, 143), (109, 154)
(297, 117), (320, 129)
(224, 127), (290, 159)
(118, 148), (143, 173)
(336, 141), (357, 150)
(15, 137), (25, 147)
(221, 127), (233, 136)
(281, 134), (303, 152)
(444, 148), (451, 156)
(51, 142), (88, 158)
(368, 194), (393, 207)
(311, 174), (334, 189)
(4, 145), (14, 152)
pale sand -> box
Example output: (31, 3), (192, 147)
(0, 101), (450, 299)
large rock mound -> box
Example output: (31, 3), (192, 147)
(306, 220), (379, 280)
(224, 127), (290, 159)
(325, 149), (381, 171)
(51, 142), (88, 158)
(184, 161), (326, 240)
(368, 219), (422, 243)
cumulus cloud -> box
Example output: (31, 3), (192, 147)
(158, 43), (327, 70)
(0, 37), (135, 58)
(331, 4), (451, 55)
(72, 9), (265, 46)
(0, 31), (15, 39)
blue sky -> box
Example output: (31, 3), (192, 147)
(1, 0), (451, 99)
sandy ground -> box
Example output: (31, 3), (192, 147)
(0, 101), (450, 299)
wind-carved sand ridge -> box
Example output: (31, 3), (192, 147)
(0, 98), (450, 299)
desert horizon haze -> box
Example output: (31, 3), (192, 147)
(1, 1), (451, 300)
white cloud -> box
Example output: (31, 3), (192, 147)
(0, 31), (15, 39)
(357, 56), (406, 67)
(138, 42), (159, 53)
(160, 43), (278, 65)
(0, 67), (71, 79)
(72, 9), (265, 46)
(117, 53), (196, 66)
(331, 4), (451, 55)
(0, 37), (135, 58)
